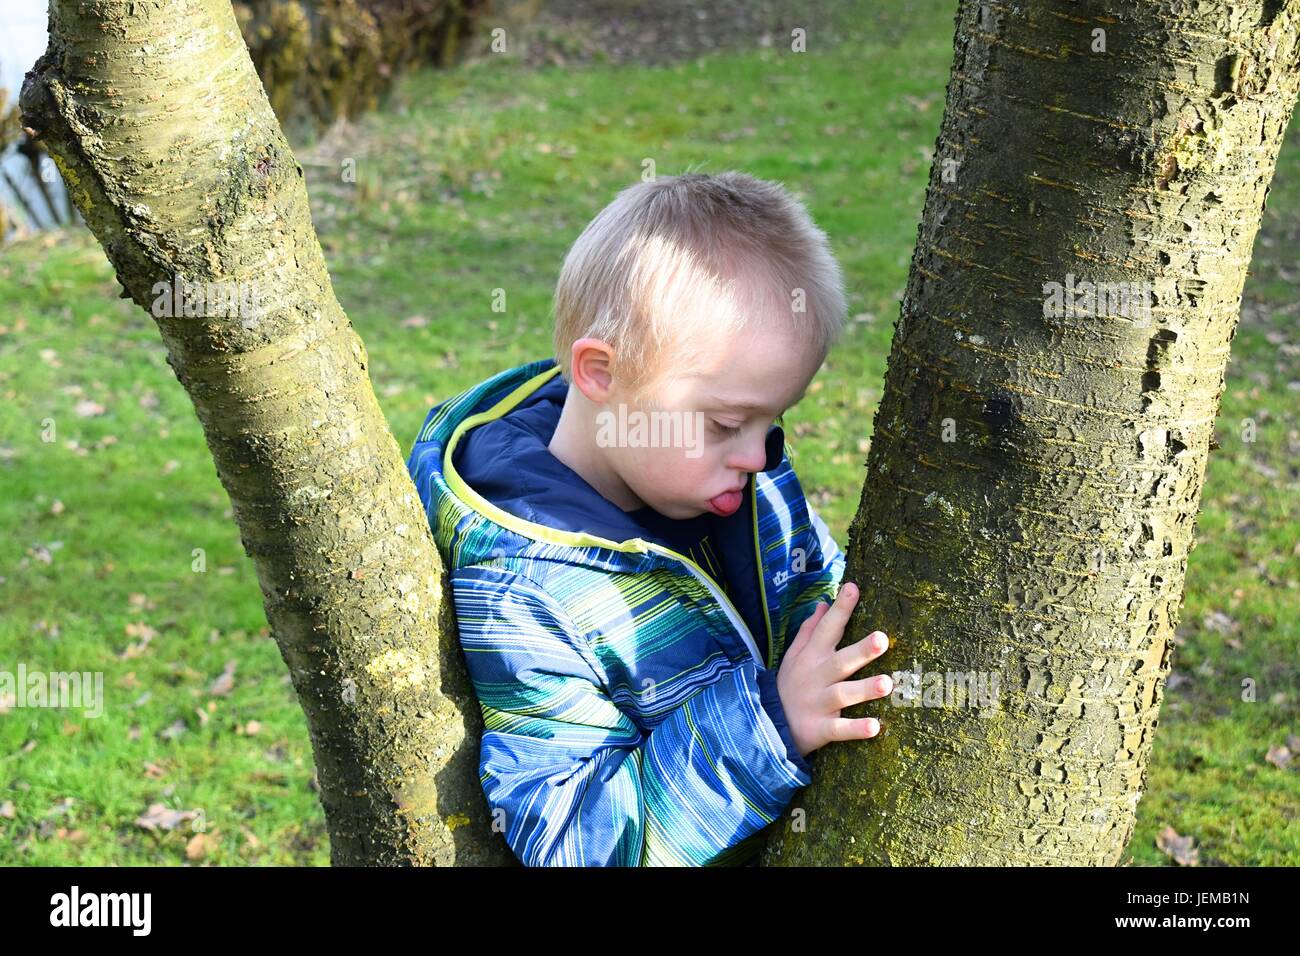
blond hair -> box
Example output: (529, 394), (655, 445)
(551, 170), (847, 404)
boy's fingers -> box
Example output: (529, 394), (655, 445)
(837, 629), (890, 678)
(827, 715), (881, 742)
(788, 600), (830, 656)
(812, 582), (859, 649)
(832, 674), (893, 708)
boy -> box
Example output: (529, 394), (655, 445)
(407, 171), (893, 866)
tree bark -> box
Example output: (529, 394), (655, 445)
(22, 0), (512, 865)
(765, 0), (1300, 865)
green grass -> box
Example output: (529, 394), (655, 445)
(1, 0), (1296, 865)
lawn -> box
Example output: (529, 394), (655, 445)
(0, 0), (1295, 864)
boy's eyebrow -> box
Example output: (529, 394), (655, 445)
(704, 386), (810, 416)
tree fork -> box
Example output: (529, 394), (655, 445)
(22, 0), (512, 865)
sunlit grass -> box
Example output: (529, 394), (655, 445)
(0, 0), (1295, 865)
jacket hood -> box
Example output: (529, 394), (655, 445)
(406, 357), (789, 575)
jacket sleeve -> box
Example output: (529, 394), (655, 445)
(781, 502), (848, 645)
(452, 562), (812, 866)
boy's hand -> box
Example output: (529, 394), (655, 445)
(776, 582), (891, 760)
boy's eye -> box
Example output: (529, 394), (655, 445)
(710, 419), (743, 436)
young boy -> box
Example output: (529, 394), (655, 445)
(406, 171), (893, 866)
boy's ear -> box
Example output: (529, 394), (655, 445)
(570, 338), (615, 400)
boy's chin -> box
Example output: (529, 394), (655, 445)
(643, 499), (707, 520)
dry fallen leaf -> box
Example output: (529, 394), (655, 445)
(208, 660), (237, 697)
(1155, 825), (1200, 866)
(119, 622), (156, 660)
(1202, 610), (1240, 635)
(185, 831), (218, 861)
(134, 803), (197, 833)
(1265, 744), (1292, 770)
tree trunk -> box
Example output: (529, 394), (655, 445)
(765, 0), (1300, 865)
(22, 0), (512, 865)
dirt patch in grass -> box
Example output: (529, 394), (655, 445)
(484, 0), (894, 68)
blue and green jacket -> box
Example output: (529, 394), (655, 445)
(406, 357), (846, 866)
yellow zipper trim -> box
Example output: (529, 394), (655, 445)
(750, 478), (774, 669)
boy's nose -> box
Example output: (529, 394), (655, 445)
(730, 439), (770, 475)
(727, 424), (784, 475)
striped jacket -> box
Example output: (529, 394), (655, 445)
(406, 357), (846, 865)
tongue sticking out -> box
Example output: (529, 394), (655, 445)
(709, 490), (742, 516)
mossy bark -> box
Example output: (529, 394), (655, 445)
(765, 0), (1300, 865)
(22, 0), (513, 866)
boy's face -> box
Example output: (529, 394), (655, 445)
(600, 319), (824, 520)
